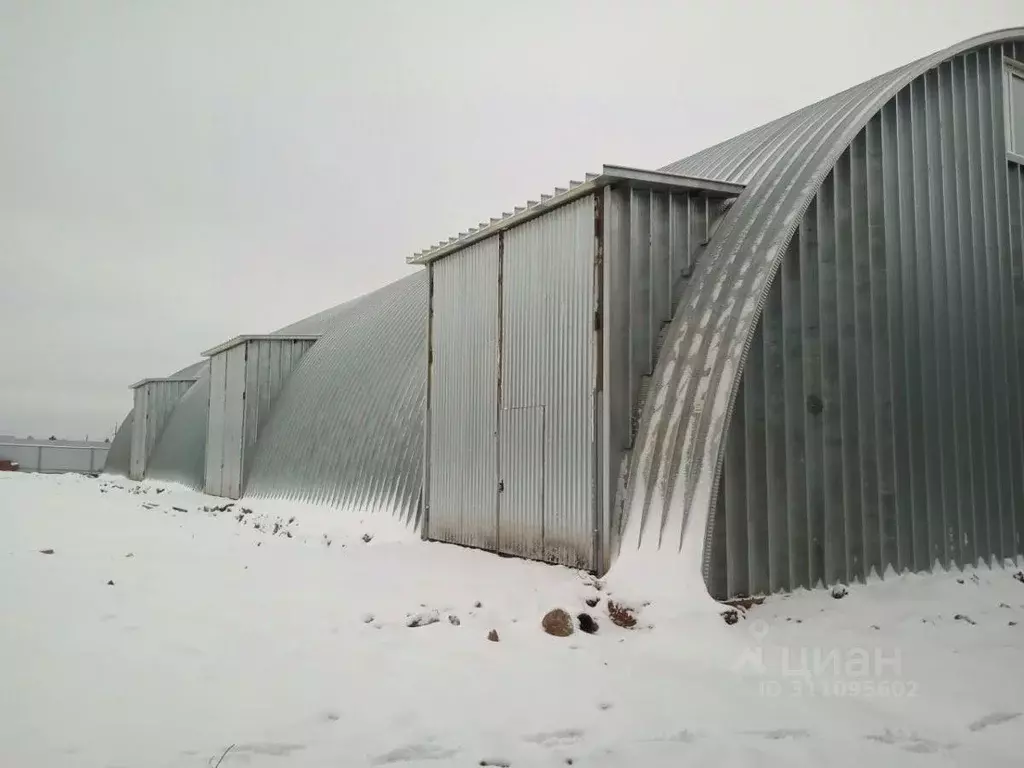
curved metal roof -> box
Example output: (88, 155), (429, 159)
(244, 271), (425, 526)
(618, 29), (1024, 578)
(106, 270), (425, 529)
(102, 408), (133, 476)
(145, 371), (211, 489)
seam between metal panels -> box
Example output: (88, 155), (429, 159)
(695, 31), (1024, 585)
(592, 191), (605, 572)
(496, 231), (504, 550)
(422, 265), (435, 538)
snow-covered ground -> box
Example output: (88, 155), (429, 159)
(3, 472), (1024, 767)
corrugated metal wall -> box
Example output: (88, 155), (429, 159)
(205, 338), (315, 498)
(103, 409), (133, 476)
(427, 237), (500, 549)
(603, 187), (727, 557)
(501, 196), (595, 567)
(147, 371), (210, 489)
(245, 272), (426, 523)
(617, 30), (1023, 595)
(707, 44), (1024, 598)
(241, 338), (317, 480)
(129, 380), (194, 480)
(426, 189), (730, 570)
(204, 344), (247, 498)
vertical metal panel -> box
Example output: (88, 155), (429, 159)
(722, 382), (748, 595)
(706, 41), (1024, 598)
(799, 200), (825, 586)
(909, 74), (941, 570)
(781, 231), (808, 589)
(129, 386), (148, 480)
(222, 344), (247, 499)
(867, 110), (895, 576)
(650, 192), (670, 350)
(129, 380), (192, 480)
(763, 249), (788, 593)
(817, 173), (846, 586)
(991, 56), (1023, 560)
(204, 338), (315, 498)
(881, 96), (913, 574)
(502, 195), (595, 567)
(743, 322), (769, 595)
(965, 52), (994, 564)
(1009, 159), (1024, 556)
(1012, 67), (1024, 152)
(629, 190), (652, 416)
(103, 410), (133, 476)
(205, 353), (227, 495)
(205, 347), (245, 498)
(852, 126), (881, 578)
(835, 149), (864, 582)
(984, 49), (1015, 563)
(240, 338), (316, 485)
(243, 340), (261, 476)
(498, 406), (545, 558)
(939, 60), (968, 568)
(668, 193), (691, 313)
(604, 186), (730, 565)
(603, 186), (631, 558)
(148, 373), (210, 489)
(428, 236), (499, 549)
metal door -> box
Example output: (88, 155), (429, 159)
(498, 406), (545, 559)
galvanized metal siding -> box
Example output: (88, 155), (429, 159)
(619, 30), (1024, 588)
(603, 187), (723, 555)
(245, 272), (426, 525)
(240, 338), (316, 481)
(129, 380), (193, 480)
(129, 386), (149, 479)
(147, 372), (210, 489)
(104, 409), (133, 476)
(427, 238), (500, 548)
(501, 197), (594, 567)
(204, 344), (247, 498)
(205, 352), (227, 493)
(699, 44), (1024, 598)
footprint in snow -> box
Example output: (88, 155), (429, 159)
(232, 742), (306, 757)
(968, 712), (1021, 732)
(865, 729), (954, 754)
(524, 728), (584, 747)
(644, 729), (700, 744)
(371, 744), (460, 764)
(743, 728), (809, 740)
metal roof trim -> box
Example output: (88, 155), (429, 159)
(201, 334), (322, 358)
(408, 164), (745, 265)
(129, 377), (198, 390)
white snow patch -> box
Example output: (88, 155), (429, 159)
(3, 472), (1024, 766)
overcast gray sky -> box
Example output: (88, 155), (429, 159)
(1, 0), (1020, 439)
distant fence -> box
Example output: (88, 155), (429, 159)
(0, 442), (109, 474)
